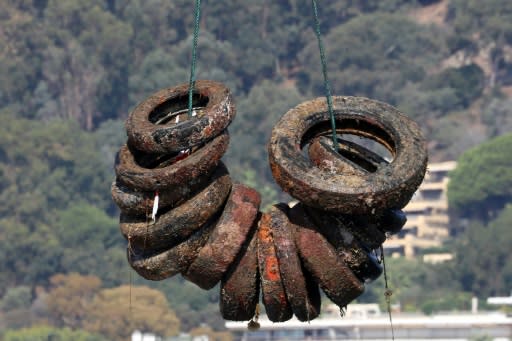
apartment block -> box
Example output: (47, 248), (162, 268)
(384, 161), (457, 259)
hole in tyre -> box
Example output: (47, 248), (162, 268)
(148, 93), (209, 125)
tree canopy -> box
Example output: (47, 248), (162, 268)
(448, 133), (512, 222)
(453, 205), (512, 296)
(1, 0), (512, 337)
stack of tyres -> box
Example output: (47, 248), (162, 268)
(266, 96), (428, 320)
(112, 80), (261, 299)
(111, 82), (428, 323)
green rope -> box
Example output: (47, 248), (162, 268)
(380, 246), (395, 341)
(188, 0), (202, 118)
(311, 0), (339, 152)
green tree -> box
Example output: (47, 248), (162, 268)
(113, 0), (179, 56)
(138, 275), (227, 332)
(45, 273), (102, 329)
(359, 257), (463, 314)
(0, 112), (119, 290)
(3, 326), (108, 341)
(448, 133), (512, 222)
(36, 0), (133, 128)
(0, 286), (33, 330)
(449, 0), (512, 43)
(53, 203), (125, 286)
(448, 0), (512, 88)
(225, 80), (302, 206)
(128, 48), (188, 106)
(0, 1), (45, 113)
(1, 286), (32, 312)
(421, 64), (485, 108)
(453, 205), (512, 296)
(84, 285), (180, 341)
(481, 97), (512, 137)
(298, 13), (447, 103)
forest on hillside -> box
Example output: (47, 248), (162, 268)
(1, 0), (512, 340)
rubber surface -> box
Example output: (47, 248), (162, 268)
(304, 205), (386, 250)
(290, 205), (365, 308)
(127, 220), (215, 281)
(257, 212), (293, 322)
(296, 203), (383, 282)
(111, 163), (224, 215)
(268, 96), (428, 214)
(126, 80), (235, 154)
(184, 183), (261, 289)
(308, 136), (387, 176)
(119, 164), (231, 252)
(115, 130), (229, 192)
(269, 204), (321, 321)
(220, 222), (260, 321)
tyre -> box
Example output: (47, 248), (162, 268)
(269, 204), (321, 321)
(115, 130), (229, 192)
(119, 163), (232, 252)
(126, 80), (235, 154)
(268, 96), (428, 214)
(184, 183), (261, 290)
(290, 205), (365, 308)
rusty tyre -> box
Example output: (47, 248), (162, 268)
(115, 130), (229, 192)
(184, 184), (261, 290)
(111, 171), (214, 215)
(304, 205), (386, 250)
(268, 96), (428, 214)
(220, 223), (260, 321)
(126, 80), (235, 154)
(295, 204), (383, 282)
(257, 212), (293, 322)
(308, 136), (387, 177)
(289, 205), (365, 308)
(128, 220), (215, 281)
(269, 204), (321, 321)
(119, 163), (232, 252)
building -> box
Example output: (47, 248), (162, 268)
(384, 161), (457, 259)
(225, 304), (512, 341)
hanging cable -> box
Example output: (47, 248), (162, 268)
(380, 246), (395, 341)
(311, 0), (339, 152)
(188, 0), (202, 118)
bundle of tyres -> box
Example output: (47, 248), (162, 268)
(112, 80), (261, 294)
(266, 96), (428, 313)
(111, 86), (429, 324)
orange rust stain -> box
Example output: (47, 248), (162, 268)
(265, 256), (280, 281)
(258, 214), (273, 242)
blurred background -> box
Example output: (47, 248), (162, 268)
(0, 0), (511, 340)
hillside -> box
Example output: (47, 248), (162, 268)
(1, 0), (512, 339)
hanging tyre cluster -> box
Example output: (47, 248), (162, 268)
(112, 80), (428, 323)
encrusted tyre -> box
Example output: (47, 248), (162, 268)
(118, 163), (232, 252)
(220, 223), (260, 321)
(257, 212), (293, 322)
(268, 96), (428, 214)
(184, 183), (261, 289)
(113, 78), (428, 323)
(110, 170), (214, 216)
(128, 220), (216, 281)
(308, 136), (387, 177)
(304, 205), (386, 250)
(126, 80), (235, 154)
(269, 204), (321, 321)
(115, 130), (229, 192)
(289, 205), (365, 309)
(295, 203), (383, 282)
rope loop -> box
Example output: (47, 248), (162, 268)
(311, 0), (339, 152)
(188, 0), (202, 118)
